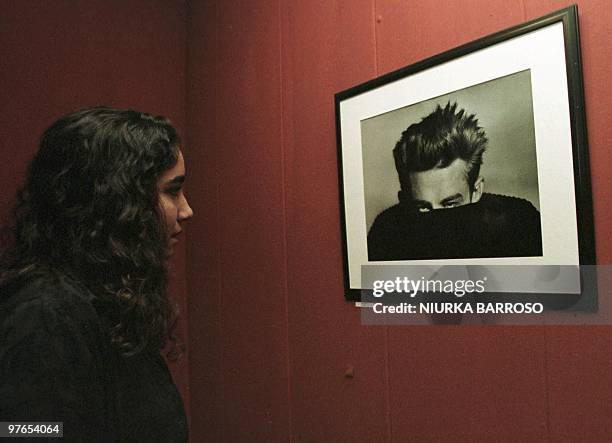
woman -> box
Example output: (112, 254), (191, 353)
(0, 107), (193, 441)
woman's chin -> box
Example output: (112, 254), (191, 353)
(165, 238), (179, 258)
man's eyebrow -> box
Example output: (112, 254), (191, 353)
(440, 193), (463, 205)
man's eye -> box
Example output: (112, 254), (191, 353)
(166, 188), (181, 197)
(444, 201), (460, 208)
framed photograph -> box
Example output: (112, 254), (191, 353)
(335, 5), (595, 301)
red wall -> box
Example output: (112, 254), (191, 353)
(186, 0), (612, 441)
(0, 0), (190, 412)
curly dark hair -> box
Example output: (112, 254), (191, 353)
(393, 101), (488, 193)
(0, 107), (180, 356)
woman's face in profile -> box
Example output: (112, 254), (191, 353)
(157, 151), (194, 256)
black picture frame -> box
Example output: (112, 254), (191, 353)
(335, 5), (595, 302)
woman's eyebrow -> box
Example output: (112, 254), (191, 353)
(166, 175), (186, 185)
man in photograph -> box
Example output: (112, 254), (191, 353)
(367, 102), (543, 261)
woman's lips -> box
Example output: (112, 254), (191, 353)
(171, 230), (182, 240)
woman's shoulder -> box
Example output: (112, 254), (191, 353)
(0, 267), (118, 436)
(0, 266), (106, 346)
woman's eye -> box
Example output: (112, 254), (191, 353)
(166, 188), (181, 197)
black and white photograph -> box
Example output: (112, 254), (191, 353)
(335, 7), (595, 300)
(363, 70), (542, 261)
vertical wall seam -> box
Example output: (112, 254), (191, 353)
(373, 0), (379, 75)
(385, 326), (392, 442)
(279, 0), (293, 438)
(372, 0), (391, 440)
(214, 0), (225, 440)
(182, 0), (192, 425)
(543, 329), (551, 442)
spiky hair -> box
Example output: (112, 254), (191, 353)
(393, 102), (488, 192)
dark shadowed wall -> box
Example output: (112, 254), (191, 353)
(186, 0), (611, 441)
(0, 0), (190, 414)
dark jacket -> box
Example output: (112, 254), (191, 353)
(0, 268), (187, 442)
